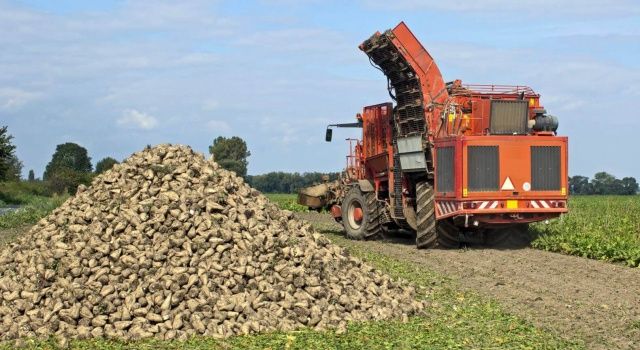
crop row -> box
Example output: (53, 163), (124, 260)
(532, 196), (640, 267)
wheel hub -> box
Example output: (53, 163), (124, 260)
(347, 200), (364, 229)
(353, 207), (363, 222)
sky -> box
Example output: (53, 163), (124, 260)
(1, 0), (639, 178)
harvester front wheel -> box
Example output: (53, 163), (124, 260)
(416, 181), (459, 249)
(341, 187), (383, 240)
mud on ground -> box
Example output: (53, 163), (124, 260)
(298, 212), (640, 350)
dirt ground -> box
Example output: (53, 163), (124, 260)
(298, 212), (640, 350)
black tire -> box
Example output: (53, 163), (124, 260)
(341, 187), (383, 240)
(364, 190), (384, 239)
(436, 218), (461, 248)
(416, 181), (459, 249)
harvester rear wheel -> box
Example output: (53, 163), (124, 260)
(341, 187), (383, 240)
(416, 181), (459, 249)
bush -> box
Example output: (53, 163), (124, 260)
(95, 157), (119, 174)
(0, 181), (52, 205)
(46, 168), (94, 195)
(265, 193), (308, 212)
(246, 172), (340, 193)
(0, 195), (67, 229)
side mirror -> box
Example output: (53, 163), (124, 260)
(325, 128), (333, 142)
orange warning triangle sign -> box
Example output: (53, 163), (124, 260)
(501, 177), (515, 190)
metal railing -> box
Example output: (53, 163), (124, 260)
(345, 138), (364, 180)
(462, 84), (536, 95)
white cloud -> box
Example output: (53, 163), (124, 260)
(623, 85), (640, 97)
(117, 109), (158, 130)
(202, 99), (220, 111)
(542, 95), (587, 112)
(176, 53), (220, 66)
(234, 28), (351, 54)
(2, 0), (639, 178)
(206, 119), (231, 133)
(361, 0), (640, 17)
(0, 87), (40, 110)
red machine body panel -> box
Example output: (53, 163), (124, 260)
(433, 136), (568, 224)
(359, 103), (394, 196)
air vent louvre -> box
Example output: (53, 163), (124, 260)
(468, 146), (499, 191)
(490, 100), (528, 135)
(531, 146), (561, 190)
(436, 147), (454, 192)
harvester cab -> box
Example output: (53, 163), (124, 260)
(298, 21), (568, 249)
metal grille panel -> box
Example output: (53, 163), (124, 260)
(361, 31), (427, 138)
(490, 100), (528, 135)
(468, 146), (499, 191)
(392, 149), (404, 218)
(531, 146), (561, 190)
(436, 147), (454, 193)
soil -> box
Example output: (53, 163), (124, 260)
(297, 212), (640, 350)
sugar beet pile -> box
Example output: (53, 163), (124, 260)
(0, 145), (425, 341)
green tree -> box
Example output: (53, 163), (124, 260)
(591, 172), (616, 195)
(28, 169), (35, 181)
(43, 143), (92, 180)
(95, 157), (119, 174)
(0, 126), (22, 181)
(5, 154), (22, 181)
(621, 177), (639, 195)
(47, 167), (93, 195)
(43, 143), (93, 194)
(209, 136), (251, 177)
(569, 175), (591, 195)
(246, 171), (341, 193)
(573, 172), (638, 195)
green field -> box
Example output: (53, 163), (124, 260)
(265, 193), (309, 212)
(266, 193), (640, 267)
(532, 196), (640, 267)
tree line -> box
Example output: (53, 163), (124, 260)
(0, 128), (256, 197)
(41, 142), (121, 194)
(0, 126), (121, 196)
(0, 126), (22, 182)
(2, 125), (638, 197)
(1, 129), (338, 196)
(569, 172), (638, 195)
(246, 172), (340, 193)
(208, 136), (341, 192)
(248, 172), (640, 195)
